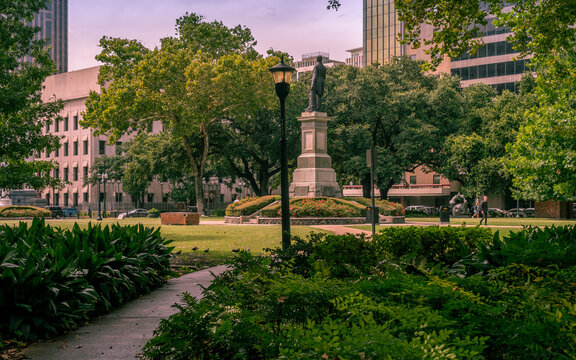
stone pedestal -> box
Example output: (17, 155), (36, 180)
(289, 111), (342, 198)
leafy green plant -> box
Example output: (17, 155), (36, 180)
(0, 219), (174, 340)
(372, 226), (492, 266)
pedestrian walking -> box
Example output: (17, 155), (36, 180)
(88, 207), (92, 218)
(479, 195), (488, 225)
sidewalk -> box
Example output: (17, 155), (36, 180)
(22, 265), (227, 360)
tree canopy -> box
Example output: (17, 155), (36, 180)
(0, 0), (63, 192)
(83, 13), (280, 214)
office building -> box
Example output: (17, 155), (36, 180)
(28, 0), (68, 73)
(294, 52), (344, 80)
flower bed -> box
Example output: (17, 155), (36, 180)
(0, 206), (50, 218)
(345, 197), (404, 216)
(261, 197), (365, 218)
(225, 195), (279, 216)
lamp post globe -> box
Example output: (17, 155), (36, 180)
(269, 57), (295, 250)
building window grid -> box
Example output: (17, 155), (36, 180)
(73, 166), (78, 181)
(63, 116), (68, 131)
(73, 115), (78, 130)
(83, 140), (88, 155)
(73, 141), (78, 155)
(452, 40), (519, 62)
(451, 59), (530, 82)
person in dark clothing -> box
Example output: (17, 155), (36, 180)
(479, 195), (488, 225)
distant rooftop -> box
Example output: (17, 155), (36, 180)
(302, 51), (330, 60)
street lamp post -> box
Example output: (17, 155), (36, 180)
(96, 176), (102, 221)
(270, 58), (295, 250)
(102, 173), (108, 218)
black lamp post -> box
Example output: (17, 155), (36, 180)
(96, 172), (107, 221)
(96, 176), (102, 221)
(270, 58), (295, 250)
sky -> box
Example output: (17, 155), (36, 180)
(68, 0), (363, 71)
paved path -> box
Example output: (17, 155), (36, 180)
(22, 265), (228, 360)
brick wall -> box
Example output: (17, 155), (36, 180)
(161, 212), (199, 225)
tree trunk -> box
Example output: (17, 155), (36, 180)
(361, 172), (371, 198)
(379, 179), (396, 200)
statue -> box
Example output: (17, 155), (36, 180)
(449, 192), (468, 216)
(305, 55), (326, 112)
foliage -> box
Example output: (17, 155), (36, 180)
(325, 59), (463, 198)
(225, 195), (279, 216)
(259, 197), (365, 218)
(371, 226), (493, 266)
(83, 13), (276, 215)
(395, 0), (576, 71)
(347, 197), (405, 216)
(0, 219), (173, 340)
(434, 77), (537, 197)
(457, 225), (576, 274)
(0, 0), (64, 191)
(145, 227), (576, 359)
(148, 208), (160, 215)
(0, 206), (50, 218)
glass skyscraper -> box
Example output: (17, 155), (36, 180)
(363, 0), (404, 66)
(29, 0), (68, 73)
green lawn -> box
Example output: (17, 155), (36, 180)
(0, 217), (328, 257)
(405, 216), (576, 227)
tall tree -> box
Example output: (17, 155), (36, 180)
(83, 13), (274, 214)
(325, 58), (463, 199)
(0, 0), (63, 192)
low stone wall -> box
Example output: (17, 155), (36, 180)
(224, 215), (253, 224)
(381, 216), (406, 224)
(258, 217), (367, 225)
(161, 212), (199, 225)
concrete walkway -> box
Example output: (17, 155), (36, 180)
(22, 265), (227, 360)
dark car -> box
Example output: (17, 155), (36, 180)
(63, 207), (78, 217)
(44, 206), (65, 219)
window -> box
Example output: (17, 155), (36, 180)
(55, 119), (59, 132)
(53, 167), (59, 179)
(73, 141), (78, 155)
(63, 142), (68, 156)
(63, 193), (69, 207)
(55, 147), (59, 157)
(478, 64), (487, 78)
(409, 176), (417, 185)
(83, 192), (89, 203)
(73, 115), (78, 130)
(147, 193), (154, 203)
(487, 63), (496, 77)
(497, 62), (506, 76)
(83, 140), (89, 155)
(73, 166), (78, 181)
(99, 140), (106, 155)
(115, 193), (123, 202)
(83, 166), (88, 178)
(487, 42), (496, 56)
(73, 193), (78, 207)
(433, 175), (441, 185)
(45, 123), (50, 133)
(496, 42), (506, 55)
(63, 116), (68, 131)
(63, 167), (69, 181)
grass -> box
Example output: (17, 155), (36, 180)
(0, 217), (329, 266)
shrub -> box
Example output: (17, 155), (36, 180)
(372, 226), (493, 266)
(0, 206), (50, 218)
(344, 197), (405, 216)
(225, 195), (279, 216)
(457, 225), (576, 273)
(0, 219), (173, 340)
(261, 197), (365, 218)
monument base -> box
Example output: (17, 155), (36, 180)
(290, 168), (342, 198)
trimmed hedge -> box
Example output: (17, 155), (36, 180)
(345, 197), (405, 216)
(0, 206), (50, 218)
(225, 195), (279, 216)
(261, 197), (366, 218)
(0, 219), (174, 340)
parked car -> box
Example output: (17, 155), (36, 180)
(63, 207), (78, 217)
(507, 208), (526, 217)
(117, 208), (149, 219)
(524, 208), (535, 217)
(488, 208), (508, 217)
(44, 206), (65, 219)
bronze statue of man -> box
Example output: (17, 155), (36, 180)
(306, 55), (326, 112)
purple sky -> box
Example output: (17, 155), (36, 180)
(68, 0), (362, 71)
